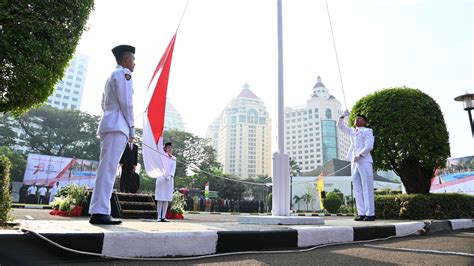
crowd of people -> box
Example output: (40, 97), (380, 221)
(184, 196), (267, 213)
(18, 182), (61, 205)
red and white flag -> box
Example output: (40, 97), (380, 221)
(143, 33), (177, 178)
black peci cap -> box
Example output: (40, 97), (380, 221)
(356, 114), (368, 121)
(111, 45), (135, 58)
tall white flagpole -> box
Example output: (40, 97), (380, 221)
(272, 0), (290, 216)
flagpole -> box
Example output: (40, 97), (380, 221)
(272, 0), (290, 217)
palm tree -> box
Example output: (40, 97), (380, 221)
(301, 192), (313, 212)
(293, 195), (301, 211)
(290, 158), (301, 177)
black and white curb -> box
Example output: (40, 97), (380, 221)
(12, 219), (473, 258)
(12, 204), (52, 210)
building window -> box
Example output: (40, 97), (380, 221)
(74, 84), (81, 88)
(54, 101), (60, 105)
(65, 88), (71, 93)
(57, 87), (63, 91)
(325, 108), (332, 119)
(62, 103), (68, 108)
(63, 96), (69, 100)
(66, 82), (72, 86)
(71, 105), (77, 109)
(72, 97), (78, 102)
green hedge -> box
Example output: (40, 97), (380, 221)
(323, 192), (343, 214)
(0, 155), (12, 225)
(375, 193), (474, 220)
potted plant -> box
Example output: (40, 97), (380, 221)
(166, 191), (186, 219)
(50, 184), (88, 217)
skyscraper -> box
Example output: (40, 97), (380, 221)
(164, 98), (185, 131)
(284, 76), (350, 173)
(46, 53), (89, 110)
(206, 84), (272, 179)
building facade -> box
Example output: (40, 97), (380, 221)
(46, 53), (89, 110)
(206, 84), (272, 179)
(164, 98), (185, 131)
(284, 76), (350, 173)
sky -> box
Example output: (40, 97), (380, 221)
(76, 0), (473, 158)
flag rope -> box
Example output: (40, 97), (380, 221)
(141, 141), (269, 187)
(325, 0), (347, 110)
(142, 141), (351, 187)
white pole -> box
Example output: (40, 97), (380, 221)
(272, 0), (290, 216)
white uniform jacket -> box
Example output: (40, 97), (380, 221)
(97, 65), (135, 138)
(337, 118), (374, 163)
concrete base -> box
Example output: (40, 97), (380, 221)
(238, 215), (325, 225)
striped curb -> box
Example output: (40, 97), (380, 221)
(6, 219), (472, 258)
(12, 204), (52, 210)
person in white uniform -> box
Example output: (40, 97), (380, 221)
(337, 113), (375, 221)
(26, 183), (37, 204)
(89, 45), (136, 225)
(48, 182), (60, 204)
(37, 185), (48, 204)
(155, 141), (176, 222)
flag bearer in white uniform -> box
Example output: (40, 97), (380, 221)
(89, 45), (136, 225)
(155, 141), (176, 222)
(337, 113), (375, 221)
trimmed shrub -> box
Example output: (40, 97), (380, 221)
(323, 192), (343, 214)
(375, 189), (402, 196)
(0, 155), (12, 225)
(375, 193), (474, 220)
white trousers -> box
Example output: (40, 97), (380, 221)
(157, 201), (169, 220)
(49, 193), (56, 204)
(351, 162), (375, 216)
(89, 132), (128, 215)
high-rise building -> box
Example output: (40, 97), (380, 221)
(46, 53), (89, 110)
(206, 84), (272, 179)
(164, 98), (185, 131)
(284, 76), (350, 173)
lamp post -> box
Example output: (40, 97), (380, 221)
(454, 93), (474, 137)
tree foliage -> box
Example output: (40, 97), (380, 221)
(0, 147), (26, 182)
(350, 87), (450, 194)
(0, 0), (94, 115)
(0, 114), (16, 146)
(162, 129), (221, 178)
(0, 154), (12, 225)
(13, 106), (101, 160)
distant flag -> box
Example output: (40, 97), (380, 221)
(317, 172), (324, 210)
(143, 33), (177, 178)
(204, 182), (209, 200)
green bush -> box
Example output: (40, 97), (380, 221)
(375, 193), (474, 219)
(0, 155), (12, 225)
(323, 192), (343, 214)
(375, 189), (402, 196)
(339, 205), (354, 214)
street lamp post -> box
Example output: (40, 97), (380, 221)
(454, 93), (474, 137)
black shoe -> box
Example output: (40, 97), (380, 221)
(160, 218), (170, 222)
(89, 214), (122, 225)
(364, 216), (376, 221)
(354, 215), (366, 221)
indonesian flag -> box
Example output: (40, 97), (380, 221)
(143, 33), (177, 178)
